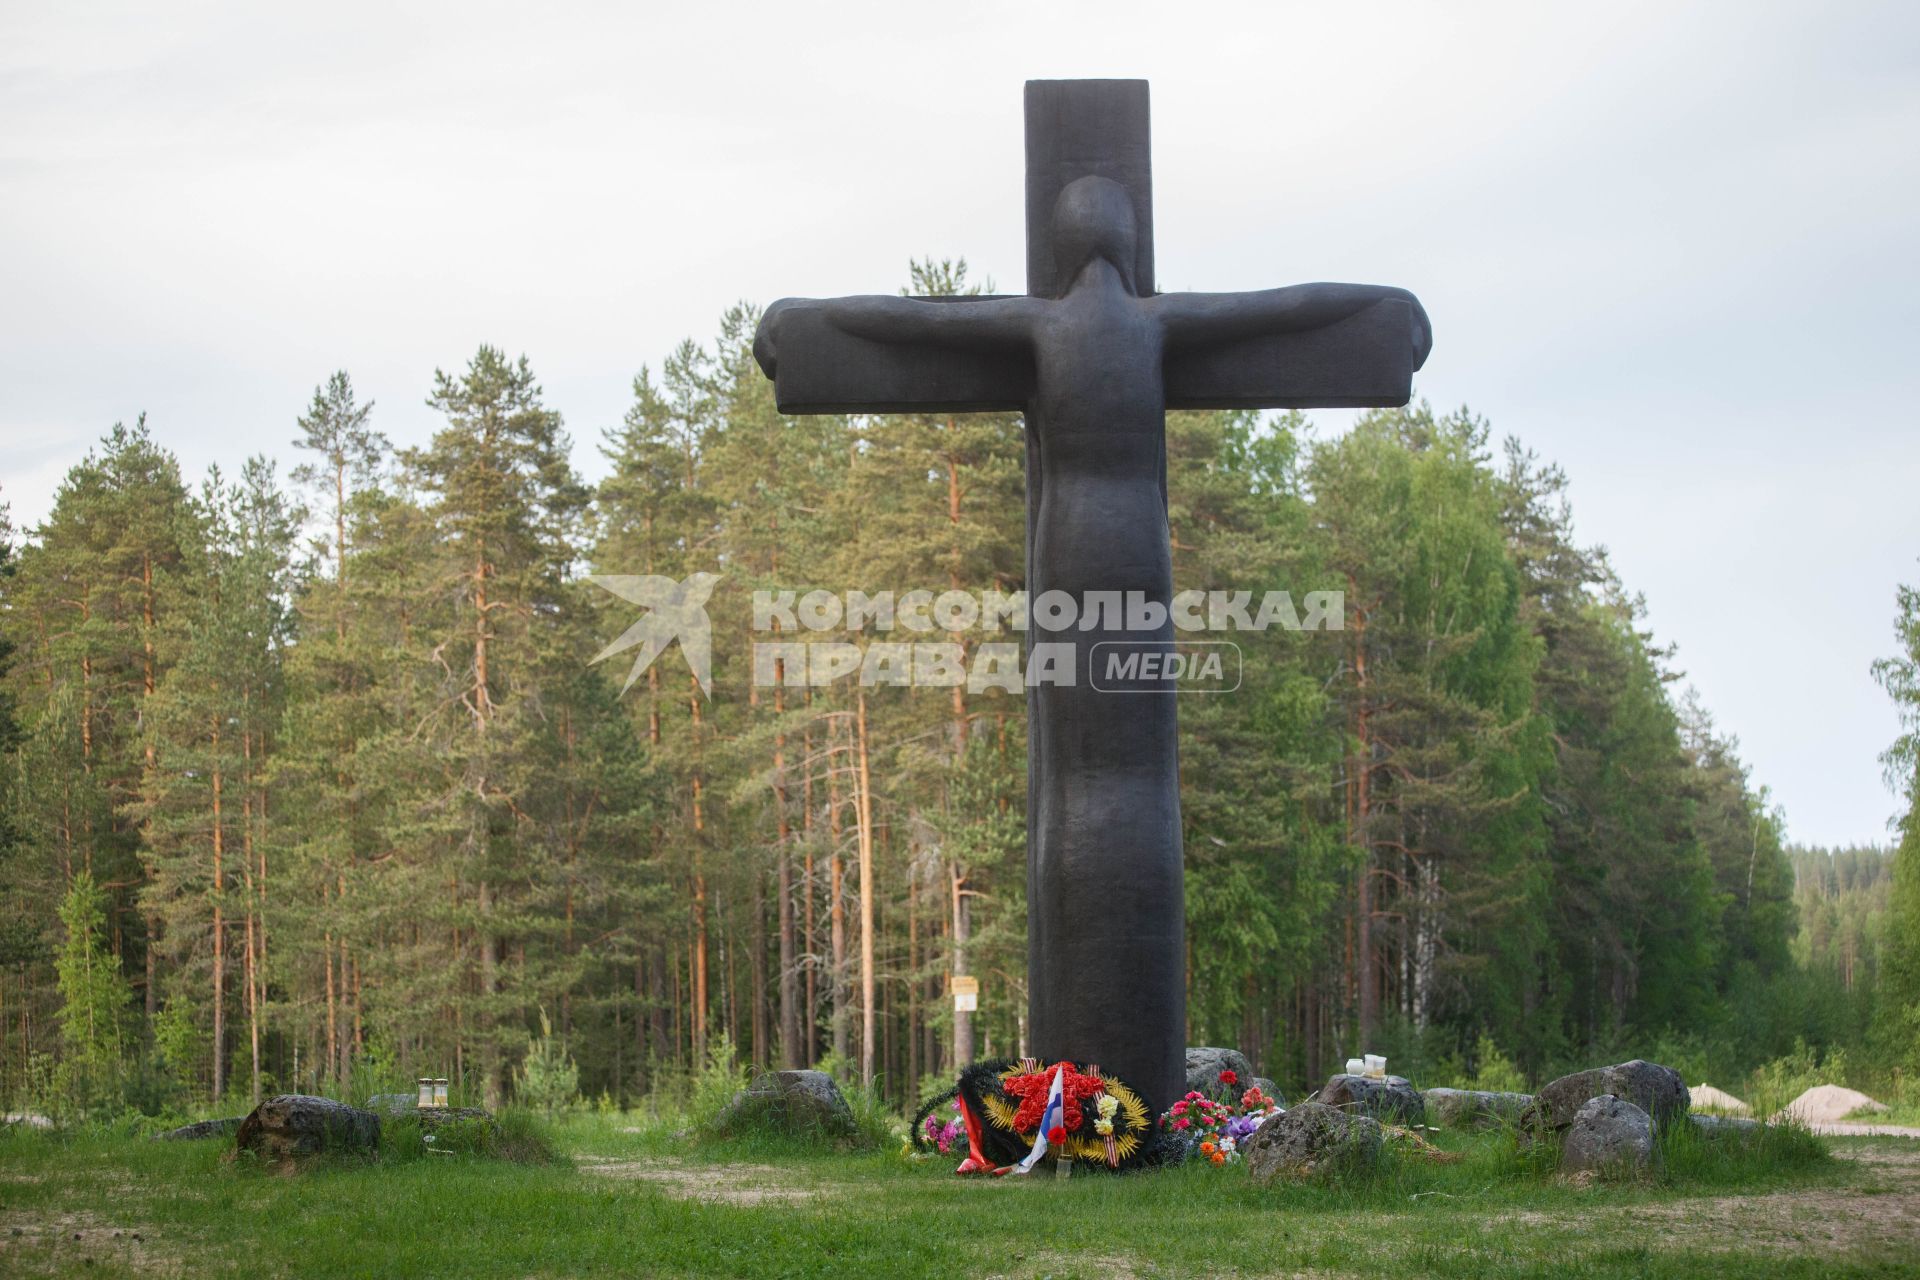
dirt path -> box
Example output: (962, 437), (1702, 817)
(1810, 1122), (1920, 1138)
(577, 1154), (839, 1205)
(1486, 1141), (1920, 1259)
(1632, 1144), (1920, 1255)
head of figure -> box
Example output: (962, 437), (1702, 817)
(1051, 175), (1138, 295)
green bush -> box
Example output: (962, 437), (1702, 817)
(382, 1108), (558, 1165)
(1745, 1039), (1851, 1117)
(836, 1080), (905, 1151)
(690, 1033), (750, 1135)
(1469, 1035), (1528, 1093)
(515, 1007), (580, 1116)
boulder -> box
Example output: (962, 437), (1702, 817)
(418, 1107), (493, 1128)
(1689, 1113), (1762, 1139)
(1426, 1087), (1531, 1131)
(1184, 1047), (1254, 1098)
(1311, 1073), (1424, 1125)
(153, 1117), (243, 1142)
(715, 1069), (855, 1138)
(364, 1094), (495, 1131)
(1559, 1094), (1653, 1176)
(234, 1095), (380, 1160)
(1241, 1102), (1382, 1181)
(1522, 1060), (1687, 1135)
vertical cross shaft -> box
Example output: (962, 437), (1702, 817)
(1019, 80), (1188, 1117)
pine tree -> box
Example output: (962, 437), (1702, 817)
(400, 346), (590, 1109)
(278, 371), (390, 1091)
(9, 421), (201, 1030)
(1871, 573), (1920, 1066)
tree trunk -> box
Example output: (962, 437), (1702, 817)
(141, 555), (161, 1021)
(691, 677), (709, 1067)
(855, 692), (877, 1087)
(829, 741), (849, 1069)
(478, 879), (500, 1110)
(212, 720), (226, 1102)
(1350, 587), (1378, 1045)
(323, 882), (338, 1089)
(802, 711), (818, 1066)
(242, 766), (261, 1108)
(775, 660), (801, 1069)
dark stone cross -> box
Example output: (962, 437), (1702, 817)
(754, 79), (1430, 1117)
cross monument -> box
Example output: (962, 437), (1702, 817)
(754, 80), (1431, 1117)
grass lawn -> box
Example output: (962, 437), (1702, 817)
(2, 1112), (1917, 1277)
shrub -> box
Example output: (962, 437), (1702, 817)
(1469, 1035), (1528, 1093)
(516, 1007), (580, 1116)
(382, 1108), (559, 1165)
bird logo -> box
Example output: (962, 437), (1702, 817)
(587, 572), (721, 697)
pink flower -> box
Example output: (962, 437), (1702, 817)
(1174, 1118), (1190, 1129)
(1172, 1101), (1187, 1114)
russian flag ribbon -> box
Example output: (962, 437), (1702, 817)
(1008, 1062), (1066, 1175)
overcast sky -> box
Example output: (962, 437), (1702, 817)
(3, 0), (1916, 847)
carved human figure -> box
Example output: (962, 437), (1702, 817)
(755, 176), (1426, 1110)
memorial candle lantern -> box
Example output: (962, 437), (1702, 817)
(417, 1077), (435, 1109)
(433, 1078), (450, 1109)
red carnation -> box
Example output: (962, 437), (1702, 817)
(1219, 1069), (1238, 1086)
(1048, 1125), (1066, 1144)
(1005, 1062), (1107, 1133)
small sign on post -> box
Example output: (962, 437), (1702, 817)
(951, 975), (979, 1013)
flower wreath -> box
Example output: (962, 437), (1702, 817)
(918, 1057), (1156, 1173)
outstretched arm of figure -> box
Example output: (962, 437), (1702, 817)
(1153, 283), (1431, 366)
(755, 294), (1042, 380)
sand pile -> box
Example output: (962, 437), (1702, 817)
(1689, 1084), (1751, 1115)
(1777, 1084), (1888, 1124)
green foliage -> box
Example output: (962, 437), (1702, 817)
(1746, 1038), (1857, 1118)
(691, 1032), (751, 1135)
(1869, 573), (1920, 1071)
(151, 1000), (205, 1100)
(53, 870), (131, 1114)
(382, 1109), (559, 1165)
(516, 1007), (580, 1115)
(836, 1080), (906, 1151)
(1875, 812), (1920, 1069)
(1469, 1035), (1529, 1093)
